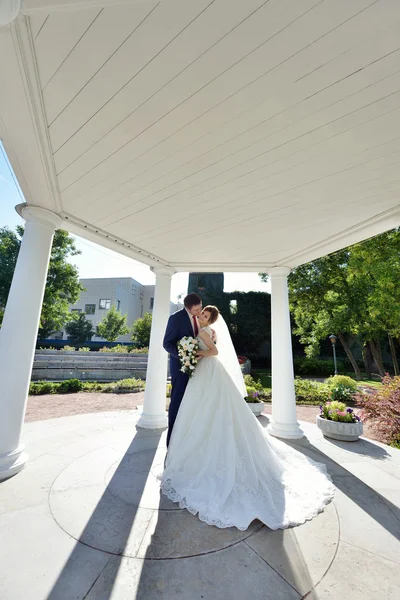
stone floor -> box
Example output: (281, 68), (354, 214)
(1, 410), (400, 600)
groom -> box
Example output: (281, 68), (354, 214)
(163, 293), (202, 446)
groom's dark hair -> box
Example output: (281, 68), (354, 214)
(184, 293), (202, 309)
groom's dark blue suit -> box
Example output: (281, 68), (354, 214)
(163, 308), (194, 446)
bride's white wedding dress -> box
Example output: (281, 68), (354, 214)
(161, 326), (334, 531)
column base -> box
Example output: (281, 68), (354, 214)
(267, 420), (304, 440)
(0, 444), (28, 481)
(137, 410), (168, 430)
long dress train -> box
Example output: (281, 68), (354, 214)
(160, 328), (334, 531)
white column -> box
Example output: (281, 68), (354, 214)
(137, 266), (175, 429)
(267, 267), (303, 440)
(0, 205), (62, 481)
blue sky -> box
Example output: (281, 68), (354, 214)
(0, 143), (270, 301)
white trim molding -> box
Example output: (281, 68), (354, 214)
(151, 265), (176, 277)
(21, 0), (152, 15)
(170, 263), (273, 273)
(281, 205), (400, 268)
(0, 0), (21, 26)
(16, 203), (63, 230)
(62, 212), (170, 269)
(9, 15), (63, 212)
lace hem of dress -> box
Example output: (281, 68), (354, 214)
(159, 465), (335, 532)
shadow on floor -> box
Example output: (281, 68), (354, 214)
(46, 427), (164, 600)
(284, 436), (400, 538)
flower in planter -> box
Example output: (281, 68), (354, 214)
(244, 391), (262, 404)
(320, 400), (361, 424)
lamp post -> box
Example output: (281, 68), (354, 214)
(329, 334), (338, 375)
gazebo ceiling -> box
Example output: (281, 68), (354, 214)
(1, 0), (400, 271)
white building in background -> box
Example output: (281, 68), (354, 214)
(59, 277), (180, 343)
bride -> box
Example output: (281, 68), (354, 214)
(160, 305), (335, 531)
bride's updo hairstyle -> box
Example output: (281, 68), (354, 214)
(203, 305), (219, 324)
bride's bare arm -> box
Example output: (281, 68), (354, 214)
(197, 330), (219, 357)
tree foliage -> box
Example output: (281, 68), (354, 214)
(131, 312), (152, 348)
(0, 226), (83, 338)
(65, 312), (95, 344)
(260, 229), (400, 378)
(96, 304), (130, 342)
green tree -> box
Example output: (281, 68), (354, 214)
(96, 304), (130, 342)
(65, 312), (95, 344)
(284, 250), (364, 380)
(131, 312), (152, 348)
(260, 229), (400, 379)
(347, 229), (400, 375)
(0, 226), (83, 338)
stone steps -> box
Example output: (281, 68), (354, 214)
(32, 350), (155, 382)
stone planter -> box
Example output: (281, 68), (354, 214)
(316, 415), (363, 442)
(247, 401), (265, 417)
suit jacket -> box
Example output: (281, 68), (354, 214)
(163, 309), (194, 378)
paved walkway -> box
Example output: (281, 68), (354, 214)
(1, 410), (400, 599)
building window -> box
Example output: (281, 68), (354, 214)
(116, 300), (121, 311)
(150, 297), (154, 310)
(71, 308), (82, 313)
(140, 291), (144, 300)
(140, 305), (143, 317)
(99, 299), (111, 310)
(132, 284), (136, 295)
(85, 304), (95, 315)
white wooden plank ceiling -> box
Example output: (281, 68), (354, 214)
(2, 0), (400, 270)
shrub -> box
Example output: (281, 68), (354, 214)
(99, 345), (132, 353)
(166, 383), (172, 398)
(325, 375), (358, 392)
(391, 435), (400, 450)
(29, 381), (58, 395)
(29, 378), (145, 395)
(58, 378), (83, 393)
(82, 381), (104, 392)
(78, 346), (91, 352)
(294, 378), (331, 404)
(330, 383), (353, 403)
(103, 378), (145, 393)
(61, 345), (76, 352)
(246, 386), (258, 397)
(130, 346), (149, 354)
(320, 401), (361, 423)
(243, 374), (263, 391)
(293, 357), (345, 377)
(356, 375), (400, 446)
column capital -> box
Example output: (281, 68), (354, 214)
(268, 266), (292, 278)
(151, 265), (176, 277)
(16, 204), (63, 230)
(0, 0), (21, 26)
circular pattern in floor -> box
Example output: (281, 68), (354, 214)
(49, 446), (264, 558)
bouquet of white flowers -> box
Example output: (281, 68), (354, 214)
(178, 336), (199, 377)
